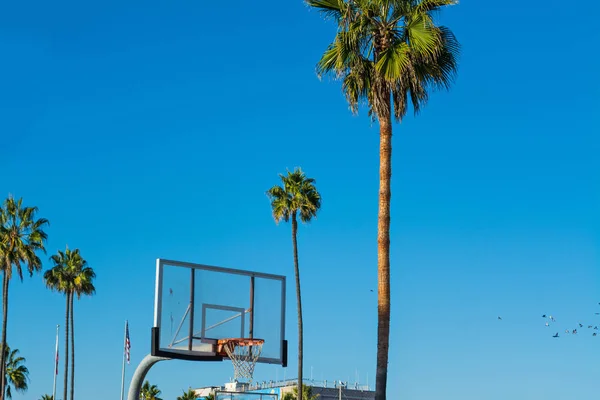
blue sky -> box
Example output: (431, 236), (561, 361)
(1, 0), (599, 399)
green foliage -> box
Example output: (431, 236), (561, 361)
(282, 385), (320, 400)
(307, 0), (460, 122)
(44, 245), (96, 400)
(44, 246), (95, 400)
(266, 167), (322, 225)
(177, 388), (197, 400)
(39, 395), (53, 400)
(44, 247), (96, 299)
(2, 344), (29, 399)
(0, 196), (48, 396)
(204, 393), (214, 400)
(0, 196), (49, 280)
(140, 380), (163, 400)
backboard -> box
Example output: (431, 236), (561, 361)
(151, 259), (287, 366)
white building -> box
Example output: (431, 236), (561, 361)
(195, 379), (375, 400)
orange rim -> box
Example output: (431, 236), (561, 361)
(216, 338), (264, 356)
(217, 338), (264, 346)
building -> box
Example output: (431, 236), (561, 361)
(195, 379), (375, 400)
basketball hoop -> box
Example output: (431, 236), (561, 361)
(217, 338), (264, 381)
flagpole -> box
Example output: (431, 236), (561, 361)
(52, 324), (59, 400)
(120, 321), (127, 400)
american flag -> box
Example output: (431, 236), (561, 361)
(125, 321), (131, 364)
(54, 325), (59, 376)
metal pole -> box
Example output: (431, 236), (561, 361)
(188, 269), (195, 351)
(127, 354), (171, 400)
(52, 324), (59, 400)
(249, 276), (255, 338)
(120, 321), (128, 400)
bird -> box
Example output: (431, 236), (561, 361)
(595, 312), (599, 315)
(588, 325), (593, 329)
(594, 333), (597, 337)
(169, 288), (173, 296)
(498, 316), (502, 320)
(370, 289), (374, 292)
(549, 315), (556, 322)
(579, 323), (583, 328)
(542, 314), (547, 318)
(565, 329), (570, 334)
(553, 333), (559, 338)
(595, 326), (598, 330)
(573, 329), (578, 334)
(545, 322), (549, 327)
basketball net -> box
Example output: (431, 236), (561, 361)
(218, 338), (264, 381)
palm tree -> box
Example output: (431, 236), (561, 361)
(267, 167), (321, 400)
(2, 344), (29, 399)
(69, 252), (95, 400)
(282, 384), (320, 400)
(177, 388), (197, 400)
(39, 395), (53, 400)
(44, 247), (95, 400)
(0, 197), (49, 399)
(307, 1), (460, 398)
(140, 380), (162, 400)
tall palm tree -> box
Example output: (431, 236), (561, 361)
(44, 247), (95, 400)
(307, 1), (459, 398)
(267, 167), (321, 400)
(69, 253), (95, 400)
(0, 197), (49, 399)
(176, 388), (197, 400)
(140, 380), (162, 400)
(2, 344), (29, 399)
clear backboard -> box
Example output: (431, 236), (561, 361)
(151, 259), (287, 366)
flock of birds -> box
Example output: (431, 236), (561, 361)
(498, 302), (600, 338)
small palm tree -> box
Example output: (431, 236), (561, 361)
(307, 1), (460, 398)
(177, 388), (197, 400)
(2, 344), (29, 399)
(39, 395), (53, 400)
(282, 385), (319, 400)
(267, 167), (321, 400)
(204, 393), (214, 400)
(140, 380), (162, 400)
(44, 247), (95, 400)
(0, 197), (49, 399)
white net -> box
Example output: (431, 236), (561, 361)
(220, 339), (264, 381)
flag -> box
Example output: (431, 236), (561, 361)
(125, 321), (131, 364)
(54, 326), (59, 375)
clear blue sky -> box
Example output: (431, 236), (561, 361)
(1, 0), (599, 399)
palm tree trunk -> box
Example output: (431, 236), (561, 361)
(70, 294), (74, 400)
(375, 112), (392, 400)
(0, 272), (10, 400)
(291, 213), (303, 400)
(63, 293), (70, 400)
